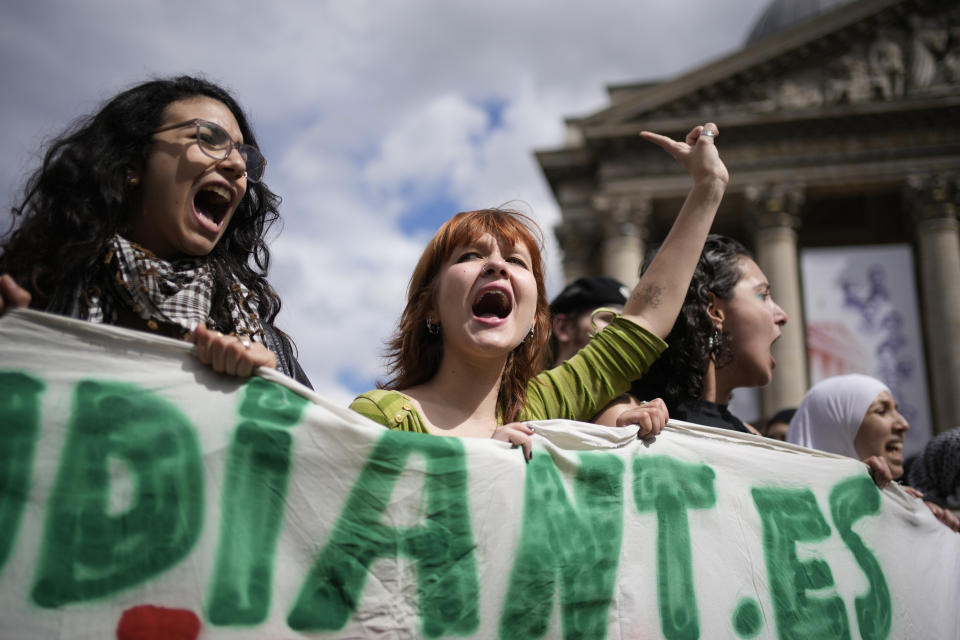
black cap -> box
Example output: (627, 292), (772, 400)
(550, 276), (630, 315)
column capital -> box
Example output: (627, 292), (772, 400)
(904, 172), (960, 225)
(554, 215), (600, 273)
(592, 193), (651, 237)
(744, 182), (804, 230)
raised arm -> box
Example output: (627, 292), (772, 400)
(620, 123), (728, 339)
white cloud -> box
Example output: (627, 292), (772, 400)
(1, 0), (772, 401)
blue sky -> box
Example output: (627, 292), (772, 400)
(1, 0), (772, 404)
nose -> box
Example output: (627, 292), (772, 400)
(773, 300), (788, 326)
(220, 144), (247, 179)
(894, 410), (910, 433)
(484, 255), (508, 275)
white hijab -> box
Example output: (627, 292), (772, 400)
(787, 374), (890, 458)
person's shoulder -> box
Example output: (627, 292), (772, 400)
(350, 389), (406, 418)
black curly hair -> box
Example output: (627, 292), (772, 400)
(1, 75), (284, 334)
(631, 234), (751, 409)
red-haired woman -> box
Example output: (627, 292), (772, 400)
(350, 124), (728, 458)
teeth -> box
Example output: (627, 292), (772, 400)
(887, 442), (903, 451)
(202, 185), (231, 202)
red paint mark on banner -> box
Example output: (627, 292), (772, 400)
(116, 605), (201, 640)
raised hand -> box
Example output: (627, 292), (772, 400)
(640, 122), (728, 187)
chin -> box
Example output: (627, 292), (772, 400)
(887, 462), (904, 481)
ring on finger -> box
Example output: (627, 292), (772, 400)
(239, 338), (252, 349)
(699, 127), (716, 139)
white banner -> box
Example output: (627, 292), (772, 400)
(801, 245), (932, 457)
(1, 309), (957, 640)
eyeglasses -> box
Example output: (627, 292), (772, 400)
(152, 119), (267, 183)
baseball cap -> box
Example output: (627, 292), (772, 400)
(550, 276), (630, 315)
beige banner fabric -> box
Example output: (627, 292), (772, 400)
(1, 309), (958, 640)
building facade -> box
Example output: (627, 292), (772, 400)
(536, 0), (960, 434)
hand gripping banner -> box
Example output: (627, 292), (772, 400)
(1, 309), (958, 639)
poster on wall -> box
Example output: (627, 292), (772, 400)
(800, 244), (932, 457)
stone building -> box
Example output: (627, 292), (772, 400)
(536, 0), (960, 434)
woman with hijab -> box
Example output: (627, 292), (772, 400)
(0, 75), (309, 384)
(788, 374), (958, 531)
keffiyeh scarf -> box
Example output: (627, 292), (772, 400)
(72, 235), (264, 341)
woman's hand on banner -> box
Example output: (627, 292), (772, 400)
(864, 456), (893, 488)
(494, 422), (536, 462)
(615, 397), (669, 439)
(0, 274), (31, 317)
(188, 324), (278, 377)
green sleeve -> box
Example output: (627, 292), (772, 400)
(520, 315), (667, 422)
(349, 390), (430, 433)
(349, 393), (393, 428)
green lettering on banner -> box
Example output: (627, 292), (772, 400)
(31, 380), (204, 608)
(206, 378), (309, 625)
(0, 372), (44, 572)
(733, 598), (763, 638)
(751, 487), (850, 640)
(829, 476), (891, 640)
(288, 430), (479, 637)
(633, 456), (716, 640)
(499, 452), (625, 640)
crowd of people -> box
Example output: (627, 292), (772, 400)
(1, 74), (957, 533)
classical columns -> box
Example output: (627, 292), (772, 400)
(554, 215), (598, 283)
(594, 195), (650, 288)
(746, 183), (809, 418)
(905, 173), (960, 434)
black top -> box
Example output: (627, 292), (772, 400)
(262, 324), (313, 389)
(669, 397), (750, 433)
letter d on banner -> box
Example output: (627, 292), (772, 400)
(31, 380), (204, 607)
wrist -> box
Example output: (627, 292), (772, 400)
(690, 175), (727, 200)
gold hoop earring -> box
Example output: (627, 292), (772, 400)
(125, 171), (140, 188)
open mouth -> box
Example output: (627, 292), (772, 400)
(886, 441), (904, 456)
(472, 289), (512, 319)
(194, 184), (233, 227)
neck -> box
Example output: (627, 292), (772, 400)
(404, 349), (508, 436)
(701, 360), (733, 405)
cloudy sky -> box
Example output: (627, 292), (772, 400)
(1, 0), (772, 404)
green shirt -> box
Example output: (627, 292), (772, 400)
(349, 315), (666, 432)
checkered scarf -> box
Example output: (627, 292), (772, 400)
(77, 235), (263, 341)
(908, 427), (960, 509)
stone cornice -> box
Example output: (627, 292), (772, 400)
(576, 0), (909, 130)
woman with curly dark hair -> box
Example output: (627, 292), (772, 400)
(626, 234), (787, 433)
(0, 75), (310, 385)
(349, 123), (728, 458)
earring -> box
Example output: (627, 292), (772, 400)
(125, 171), (140, 188)
(426, 317), (440, 335)
(524, 326), (535, 342)
(708, 328), (721, 353)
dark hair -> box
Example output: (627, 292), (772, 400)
(632, 234), (751, 408)
(1, 75), (284, 333)
(381, 208), (551, 423)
